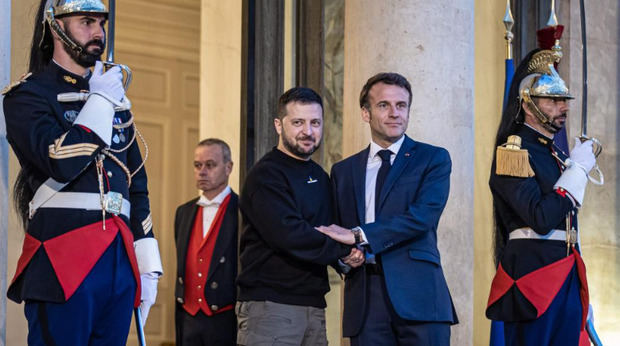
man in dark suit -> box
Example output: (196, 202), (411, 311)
(174, 138), (238, 346)
(317, 73), (458, 345)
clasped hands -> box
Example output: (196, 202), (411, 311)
(316, 224), (365, 268)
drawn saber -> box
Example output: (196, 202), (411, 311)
(104, 0), (132, 90)
(577, 0), (603, 185)
(134, 307), (147, 346)
(577, 1), (605, 342)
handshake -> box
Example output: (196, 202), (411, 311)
(316, 224), (365, 268)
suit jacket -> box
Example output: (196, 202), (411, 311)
(331, 135), (458, 336)
(174, 192), (238, 342)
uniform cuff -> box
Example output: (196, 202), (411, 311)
(73, 94), (115, 146)
(554, 163), (588, 206)
(134, 238), (163, 275)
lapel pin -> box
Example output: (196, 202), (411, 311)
(307, 176), (318, 184)
(404, 152), (410, 157)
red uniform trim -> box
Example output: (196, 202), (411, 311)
(12, 217), (142, 307)
(78, 125), (92, 133)
(11, 233), (42, 285)
(573, 249), (589, 330)
(487, 248), (590, 333)
(113, 216), (143, 308)
(579, 330), (590, 346)
(516, 255), (575, 318)
(183, 195), (231, 316)
(44, 219), (120, 301)
(486, 263), (514, 308)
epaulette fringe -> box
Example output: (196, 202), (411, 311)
(496, 135), (535, 178)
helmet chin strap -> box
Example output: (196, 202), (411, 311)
(521, 89), (560, 134)
(46, 9), (84, 56)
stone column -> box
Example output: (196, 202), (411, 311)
(563, 0), (620, 341)
(343, 1), (475, 344)
(201, 0), (243, 190)
(473, 1), (505, 345)
(0, 0), (10, 342)
(6, 1), (45, 344)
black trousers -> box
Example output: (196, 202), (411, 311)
(178, 309), (236, 346)
(350, 273), (451, 346)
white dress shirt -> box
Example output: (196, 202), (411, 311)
(196, 186), (231, 238)
(364, 135), (405, 224)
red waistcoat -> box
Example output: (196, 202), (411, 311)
(183, 195), (231, 316)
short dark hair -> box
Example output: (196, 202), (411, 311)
(276, 87), (323, 119)
(359, 72), (412, 109)
(197, 138), (232, 163)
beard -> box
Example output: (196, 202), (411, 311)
(281, 130), (321, 160)
(62, 26), (105, 68)
(547, 113), (567, 133)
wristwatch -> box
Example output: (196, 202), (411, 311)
(351, 226), (363, 245)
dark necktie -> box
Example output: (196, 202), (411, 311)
(375, 149), (392, 213)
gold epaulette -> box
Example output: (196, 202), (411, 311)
(496, 135), (535, 178)
(1, 72), (32, 95)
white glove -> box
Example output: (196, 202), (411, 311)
(89, 61), (125, 103)
(569, 138), (596, 173)
(139, 271), (160, 325)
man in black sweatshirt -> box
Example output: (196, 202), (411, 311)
(236, 87), (363, 345)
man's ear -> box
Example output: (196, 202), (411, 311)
(274, 117), (282, 135)
(225, 161), (233, 176)
(361, 107), (371, 123)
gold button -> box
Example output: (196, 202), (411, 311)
(198, 298), (202, 302)
(199, 258), (203, 262)
(197, 285), (202, 289)
(219, 256), (225, 263)
(176, 297), (184, 304)
(211, 305), (218, 311)
(107, 171), (113, 178)
(210, 282), (218, 289)
(178, 277), (183, 284)
(198, 272), (202, 277)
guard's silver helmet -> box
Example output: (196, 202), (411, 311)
(519, 43), (573, 133)
(42, 0), (108, 55)
(48, 0), (108, 17)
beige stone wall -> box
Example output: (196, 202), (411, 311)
(7, 1), (38, 344)
(563, 0), (620, 341)
(473, 0), (505, 345)
(200, 0), (242, 191)
(344, 1), (475, 344)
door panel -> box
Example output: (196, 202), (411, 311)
(116, 1), (200, 344)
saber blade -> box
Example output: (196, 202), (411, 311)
(134, 307), (147, 346)
(579, 0), (588, 137)
(106, 0), (116, 63)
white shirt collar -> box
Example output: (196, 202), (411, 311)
(196, 185), (231, 207)
(368, 135), (405, 162)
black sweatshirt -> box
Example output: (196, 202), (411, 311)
(237, 148), (352, 308)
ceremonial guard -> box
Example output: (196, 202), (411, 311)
(3, 1), (162, 345)
(485, 40), (597, 345)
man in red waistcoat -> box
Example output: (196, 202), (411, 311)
(174, 138), (238, 346)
